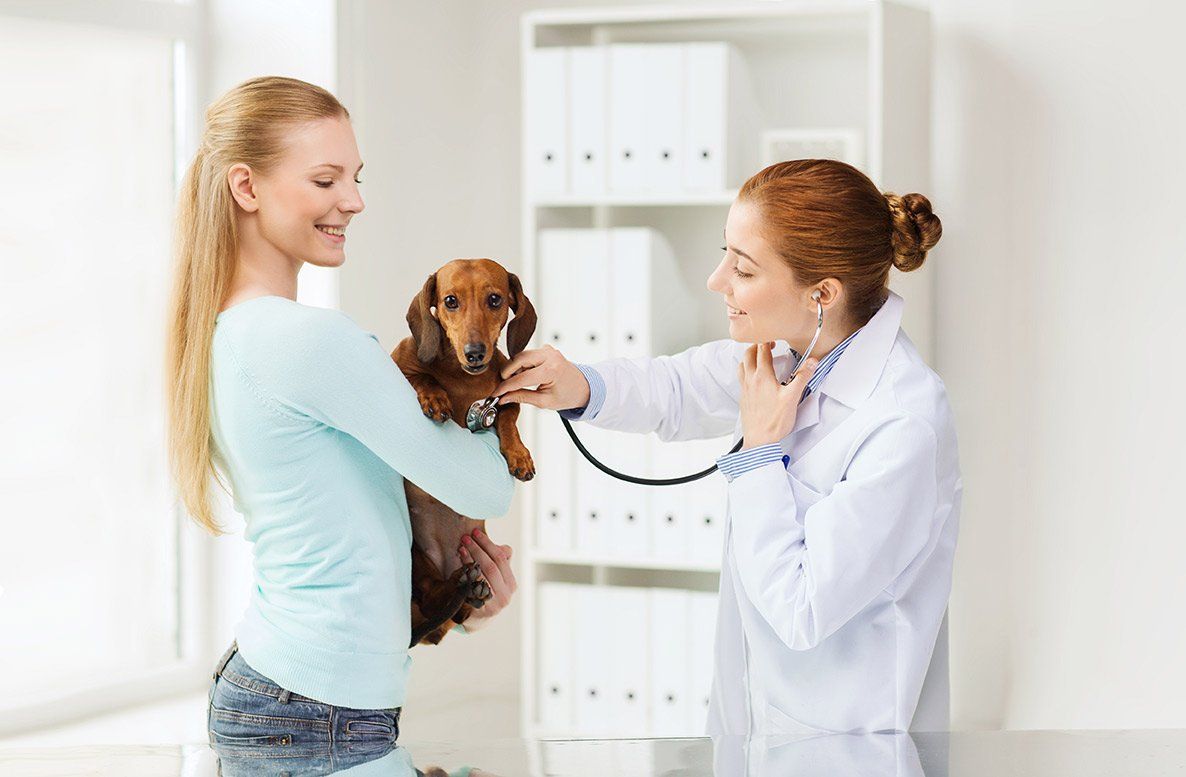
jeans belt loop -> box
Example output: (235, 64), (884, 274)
(278, 688), (292, 704)
(212, 641), (237, 681)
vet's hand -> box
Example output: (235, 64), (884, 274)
(457, 529), (516, 633)
(493, 344), (590, 412)
(739, 342), (818, 449)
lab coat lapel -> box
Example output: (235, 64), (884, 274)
(813, 290), (905, 410)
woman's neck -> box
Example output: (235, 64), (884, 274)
(224, 232), (302, 309)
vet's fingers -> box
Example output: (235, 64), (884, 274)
(756, 341), (777, 380)
(498, 346), (552, 382)
(493, 364), (550, 400)
(783, 357), (819, 392)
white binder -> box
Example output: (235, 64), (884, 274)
(525, 47), (569, 198)
(569, 229), (611, 364)
(607, 228), (697, 359)
(607, 44), (648, 192)
(607, 431), (651, 559)
(574, 424), (618, 557)
(643, 44), (685, 193)
(568, 46), (608, 196)
(684, 437), (731, 565)
(573, 584), (613, 733)
(537, 229), (578, 353)
(534, 410), (574, 552)
(538, 582), (575, 731)
(682, 42), (760, 192)
(686, 591), (718, 732)
(646, 435), (691, 562)
(607, 586), (650, 732)
(647, 587), (690, 735)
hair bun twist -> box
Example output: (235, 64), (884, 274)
(884, 192), (942, 272)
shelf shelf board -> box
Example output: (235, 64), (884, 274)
(531, 190), (738, 208)
(530, 549), (721, 573)
(524, 1), (873, 29)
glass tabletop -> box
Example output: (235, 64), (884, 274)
(1, 730), (1183, 776)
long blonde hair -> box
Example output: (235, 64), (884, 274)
(166, 76), (349, 535)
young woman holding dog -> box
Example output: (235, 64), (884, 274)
(495, 160), (963, 736)
(166, 76), (517, 748)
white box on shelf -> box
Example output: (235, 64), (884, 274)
(760, 128), (866, 172)
(525, 47), (569, 198)
(607, 434), (651, 559)
(568, 46), (608, 196)
(683, 42), (761, 192)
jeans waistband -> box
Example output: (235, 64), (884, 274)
(211, 640), (401, 717)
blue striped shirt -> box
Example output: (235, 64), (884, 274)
(560, 329), (863, 481)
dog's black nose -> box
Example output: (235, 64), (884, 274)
(464, 343), (487, 364)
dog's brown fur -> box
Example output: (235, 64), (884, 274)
(391, 258), (536, 647)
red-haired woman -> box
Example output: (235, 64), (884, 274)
(496, 160), (962, 736)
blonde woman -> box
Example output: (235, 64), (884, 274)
(166, 76), (518, 749)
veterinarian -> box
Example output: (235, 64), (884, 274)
(165, 77), (518, 746)
(494, 159), (963, 735)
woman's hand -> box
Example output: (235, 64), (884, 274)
(456, 529), (516, 633)
(492, 345), (590, 412)
(738, 342), (818, 449)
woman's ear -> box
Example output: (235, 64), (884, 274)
(506, 272), (537, 357)
(405, 272), (441, 363)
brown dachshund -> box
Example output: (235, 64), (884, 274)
(391, 258), (536, 647)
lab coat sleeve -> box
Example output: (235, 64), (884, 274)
(565, 339), (746, 441)
(727, 412), (940, 651)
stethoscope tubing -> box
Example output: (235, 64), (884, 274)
(556, 295), (825, 486)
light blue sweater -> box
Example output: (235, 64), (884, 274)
(210, 295), (514, 709)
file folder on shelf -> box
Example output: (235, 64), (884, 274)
(525, 47), (569, 198)
(568, 45), (608, 196)
(538, 582), (576, 730)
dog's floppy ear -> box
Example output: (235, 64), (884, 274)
(405, 272), (442, 364)
(506, 271), (537, 357)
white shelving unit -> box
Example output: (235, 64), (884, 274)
(518, 1), (932, 738)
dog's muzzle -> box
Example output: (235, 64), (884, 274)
(466, 397), (499, 433)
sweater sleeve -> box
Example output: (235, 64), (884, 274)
(238, 308), (515, 520)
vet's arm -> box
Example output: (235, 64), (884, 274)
(494, 341), (744, 442)
(257, 312), (515, 519)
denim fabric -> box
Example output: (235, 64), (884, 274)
(207, 641), (413, 776)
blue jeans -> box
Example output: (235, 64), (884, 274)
(207, 641), (412, 776)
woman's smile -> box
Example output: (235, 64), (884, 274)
(315, 223), (347, 244)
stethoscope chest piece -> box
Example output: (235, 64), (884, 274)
(466, 397), (500, 432)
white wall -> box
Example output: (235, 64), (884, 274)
(932, 0), (1186, 729)
(337, 0), (1186, 733)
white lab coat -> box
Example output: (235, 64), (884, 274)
(577, 290), (962, 735)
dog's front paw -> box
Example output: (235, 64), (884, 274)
(458, 561), (492, 608)
(417, 389), (452, 423)
(503, 445), (535, 481)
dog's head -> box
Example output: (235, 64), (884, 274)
(405, 258), (537, 373)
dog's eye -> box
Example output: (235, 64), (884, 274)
(444, 295), (459, 310)
(489, 294), (502, 308)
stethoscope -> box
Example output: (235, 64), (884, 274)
(467, 291), (825, 486)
